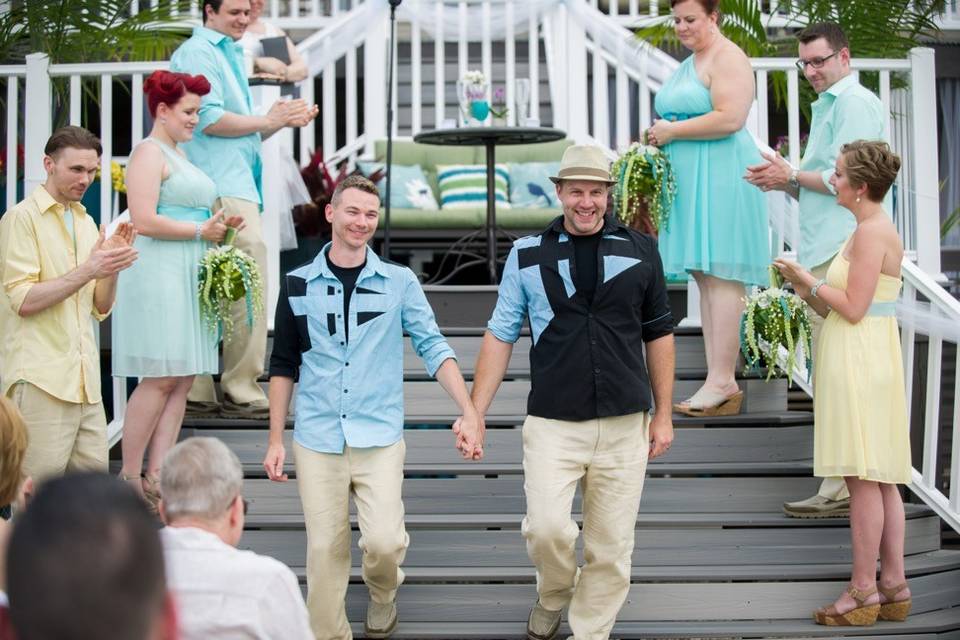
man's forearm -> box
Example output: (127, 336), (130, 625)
(434, 358), (475, 415)
(268, 377), (295, 443)
(799, 170), (833, 196)
(93, 275), (118, 316)
(17, 264), (93, 317)
(470, 331), (513, 415)
(645, 334), (676, 411)
(204, 111), (271, 138)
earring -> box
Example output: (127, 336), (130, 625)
(856, 196), (861, 203)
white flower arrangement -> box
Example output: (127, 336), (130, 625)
(198, 229), (264, 341)
(460, 70), (488, 101)
(739, 267), (813, 385)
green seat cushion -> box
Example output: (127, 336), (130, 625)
(378, 207), (558, 230)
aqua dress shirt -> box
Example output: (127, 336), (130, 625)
(799, 74), (890, 268)
(269, 246), (456, 454)
(170, 26), (262, 207)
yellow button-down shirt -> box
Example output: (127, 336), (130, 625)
(0, 186), (110, 404)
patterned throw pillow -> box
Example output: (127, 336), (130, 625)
(436, 164), (511, 209)
(356, 161), (439, 210)
(508, 162), (561, 209)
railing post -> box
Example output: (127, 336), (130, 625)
(24, 53), (51, 195)
(909, 47), (942, 278)
(363, 10), (388, 156)
(563, 4), (589, 142)
(250, 84), (283, 329)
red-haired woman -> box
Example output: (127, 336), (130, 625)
(113, 70), (243, 509)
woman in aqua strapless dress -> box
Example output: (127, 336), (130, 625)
(646, 0), (770, 417)
(775, 141), (911, 626)
(113, 71), (240, 508)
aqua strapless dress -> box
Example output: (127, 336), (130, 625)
(112, 138), (219, 377)
(654, 56), (770, 286)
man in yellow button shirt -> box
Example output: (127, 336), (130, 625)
(0, 126), (138, 483)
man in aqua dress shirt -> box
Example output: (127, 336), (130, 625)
(745, 22), (891, 518)
(171, 0), (317, 419)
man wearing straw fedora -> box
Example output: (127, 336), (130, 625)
(471, 144), (676, 640)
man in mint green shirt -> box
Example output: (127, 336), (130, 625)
(745, 22), (889, 518)
(170, 0), (316, 418)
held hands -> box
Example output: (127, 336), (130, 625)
(255, 56), (288, 78)
(84, 225), (139, 280)
(266, 98), (320, 130)
(200, 210), (231, 242)
(263, 440), (288, 482)
(648, 412), (674, 459)
(452, 409), (485, 461)
(744, 151), (792, 192)
(772, 258), (813, 296)
(644, 119), (675, 147)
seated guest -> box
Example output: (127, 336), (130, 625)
(159, 437), (312, 640)
(5, 472), (177, 640)
(0, 396), (31, 598)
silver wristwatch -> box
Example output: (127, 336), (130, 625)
(788, 168), (800, 190)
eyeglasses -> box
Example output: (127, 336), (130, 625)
(795, 51), (840, 71)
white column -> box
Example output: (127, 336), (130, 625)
(564, 6), (588, 141)
(250, 84), (283, 328)
(24, 53), (51, 195)
(363, 11), (388, 155)
(909, 47), (942, 278)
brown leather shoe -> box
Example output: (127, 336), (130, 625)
(527, 600), (561, 640)
(219, 397), (270, 419)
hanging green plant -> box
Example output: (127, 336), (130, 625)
(197, 228), (264, 341)
(739, 265), (813, 385)
(610, 141), (677, 235)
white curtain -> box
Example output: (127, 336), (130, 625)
(938, 78), (960, 247)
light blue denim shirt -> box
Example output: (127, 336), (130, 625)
(169, 26), (262, 207)
(270, 245), (456, 454)
(799, 74), (890, 268)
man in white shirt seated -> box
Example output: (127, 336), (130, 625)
(159, 436), (312, 640)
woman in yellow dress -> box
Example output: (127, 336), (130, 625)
(774, 140), (911, 627)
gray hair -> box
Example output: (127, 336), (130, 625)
(160, 437), (243, 522)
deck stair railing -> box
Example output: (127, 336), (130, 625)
(0, 0), (956, 532)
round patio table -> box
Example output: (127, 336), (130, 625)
(413, 126), (566, 283)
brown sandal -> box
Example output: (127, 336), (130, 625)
(814, 585), (880, 626)
(141, 474), (162, 515)
(673, 390), (744, 417)
(878, 582), (912, 621)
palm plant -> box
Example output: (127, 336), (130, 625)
(0, 0), (192, 127)
(638, 0), (947, 115)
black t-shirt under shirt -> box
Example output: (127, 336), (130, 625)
(570, 229), (603, 304)
(326, 249), (365, 344)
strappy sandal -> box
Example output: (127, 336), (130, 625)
(119, 473), (159, 516)
(673, 389), (744, 417)
(814, 585), (880, 626)
(878, 582), (912, 621)
(141, 474), (162, 514)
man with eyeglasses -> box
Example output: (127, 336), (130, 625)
(745, 22), (890, 519)
(158, 437), (313, 639)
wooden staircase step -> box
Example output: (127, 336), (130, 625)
(190, 425), (815, 477)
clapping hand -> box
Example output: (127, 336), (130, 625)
(103, 221), (137, 250)
(744, 151), (791, 192)
(452, 410), (485, 461)
(85, 226), (139, 279)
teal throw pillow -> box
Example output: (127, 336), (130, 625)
(436, 164), (511, 209)
(508, 162), (561, 209)
(356, 161), (439, 210)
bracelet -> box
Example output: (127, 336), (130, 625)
(195, 223), (202, 241)
(810, 278), (827, 299)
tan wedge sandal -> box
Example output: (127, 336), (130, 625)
(673, 390), (744, 417)
(878, 583), (912, 621)
(814, 585), (880, 626)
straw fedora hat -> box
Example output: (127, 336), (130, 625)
(549, 144), (616, 185)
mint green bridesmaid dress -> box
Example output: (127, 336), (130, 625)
(112, 138), (219, 377)
(654, 56), (770, 286)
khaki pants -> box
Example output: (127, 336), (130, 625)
(9, 382), (107, 484)
(808, 258), (850, 502)
(189, 196), (268, 405)
(522, 412), (650, 640)
(294, 440), (409, 640)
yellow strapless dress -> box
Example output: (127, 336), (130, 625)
(813, 244), (911, 484)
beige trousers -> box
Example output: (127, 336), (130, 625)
(189, 196), (269, 405)
(522, 412), (650, 640)
(808, 258), (850, 502)
(294, 440), (409, 640)
(9, 382), (107, 484)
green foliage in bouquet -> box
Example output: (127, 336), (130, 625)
(740, 266), (813, 385)
(198, 229), (264, 341)
(610, 142), (676, 234)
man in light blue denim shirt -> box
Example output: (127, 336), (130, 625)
(746, 22), (890, 518)
(262, 176), (484, 640)
(170, 0), (317, 419)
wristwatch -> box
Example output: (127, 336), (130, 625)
(788, 168), (800, 191)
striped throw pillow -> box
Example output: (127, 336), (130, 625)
(436, 164), (511, 209)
